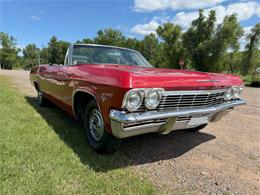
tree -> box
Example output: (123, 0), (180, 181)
(48, 36), (70, 64)
(183, 10), (217, 72)
(211, 14), (243, 72)
(0, 32), (20, 69)
(139, 33), (161, 66)
(94, 28), (126, 47)
(76, 38), (94, 44)
(242, 23), (260, 75)
(156, 23), (184, 69)
(48, 36), (59, 64)
(22, 44), (40, 69)
(40, 47), (49, 64)
(183, 10), (243, 72)
(124, 37), (140, 50)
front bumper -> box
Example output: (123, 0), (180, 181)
(109, 99), (246, 138)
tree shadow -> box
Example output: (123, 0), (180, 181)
(25, 96), (216, 172)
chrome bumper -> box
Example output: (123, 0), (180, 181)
(109, 99), (246, 138)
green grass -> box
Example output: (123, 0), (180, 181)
(0, 76), (155, 195)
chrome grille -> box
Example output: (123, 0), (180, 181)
(159, 91), (225, 110)
(132, 89), (226, 112)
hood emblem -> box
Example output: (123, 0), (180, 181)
(196, 79), (220, 82)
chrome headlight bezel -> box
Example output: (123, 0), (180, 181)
(232, 86), (241, 99)
(224, 88), (233, 100)
(144, 88), (164, 109)
(122, 89), (144, 112)
(224, 86), (244, 101)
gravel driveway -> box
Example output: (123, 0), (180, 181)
(1, 69), (259, 195)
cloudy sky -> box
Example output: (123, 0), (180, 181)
(0, 0), (259, 49)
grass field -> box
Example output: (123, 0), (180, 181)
(0, 76), (155, 195)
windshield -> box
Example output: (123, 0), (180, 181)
(72, 45), (152, 67)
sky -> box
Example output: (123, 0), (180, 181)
(0, 0), (260, 50)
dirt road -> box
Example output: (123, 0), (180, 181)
(1, 69), (259, 195)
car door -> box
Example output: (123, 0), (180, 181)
(42, 64), (64, 101)
(55, 48), (77, 108)
(58, 63), (79, 108)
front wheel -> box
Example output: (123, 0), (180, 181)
(83, 100), (121, 154)
(37, 90), (48, 107)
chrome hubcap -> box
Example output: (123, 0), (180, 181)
(38, 91), (42, 104)
(89, 109), (104, 141)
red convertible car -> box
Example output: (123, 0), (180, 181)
(30, 44), (246, 153)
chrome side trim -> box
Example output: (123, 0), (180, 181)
(110, 99), (246, 124)
(72, 88), (100, 119)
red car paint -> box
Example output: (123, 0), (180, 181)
(30, 63), (244, 133)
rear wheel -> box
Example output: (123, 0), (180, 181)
(187, 124), (208, 132)
(83, 100), (121, 154)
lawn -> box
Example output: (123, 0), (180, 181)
(0, 76), (155, 195)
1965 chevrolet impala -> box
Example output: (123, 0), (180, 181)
(30, 44), (246, 153)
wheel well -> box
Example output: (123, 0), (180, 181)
(34, 82), (39, 92)
(73, 91), (96, 120)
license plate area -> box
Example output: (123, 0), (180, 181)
(187, 116), (209, 126)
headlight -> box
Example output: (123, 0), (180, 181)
(224, 88), (233, 100)
(224, 86), (244, 100)
(232, 86), (243, 99)
(124, 90), (144, 111)
(144, 89), (164, 109)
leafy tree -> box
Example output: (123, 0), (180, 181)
(139, 33), (161, 66)
(76, 38), (94, 44)
(183, 10), (243, 72)
(183, 10), (217, 72)
(94, 28), (126, 47)
(81, 38), (94, 44)
(22, 44), (40, 69)
(156, 23), (184, 69)
(124, 37), (140, 50)
(40, 47), (49, 64)
(0, 32), (20, 69)
(210, 14), (243, 72)
(48, 36), (70, 64)
(242, 23), (260, 75)
(223, 51), (243, 74)
(48, 36), (59, 64)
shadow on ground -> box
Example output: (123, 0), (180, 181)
(25, 96), (216, 172)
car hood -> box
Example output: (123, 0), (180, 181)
(77, 64), (244, 90)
